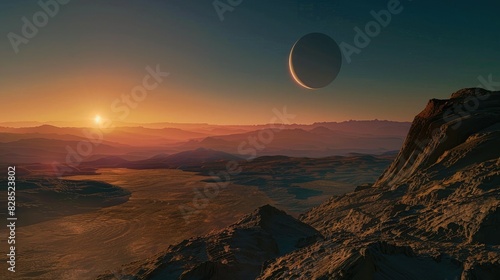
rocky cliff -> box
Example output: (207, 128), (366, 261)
(265, 88), (500, 279)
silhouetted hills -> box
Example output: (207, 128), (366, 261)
(110, 148), (242, 169)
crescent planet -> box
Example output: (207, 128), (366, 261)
(289, 33), (342, 90)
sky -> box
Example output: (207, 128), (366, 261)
(1, 0), (499, 125)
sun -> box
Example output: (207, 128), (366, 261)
(94, 115), (102, 124)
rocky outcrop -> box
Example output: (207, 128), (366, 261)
(258, 241), (464, 280)
(376, 88), (499, 187)
(269, 89), (500, 279)
(96, 205), (321, 280)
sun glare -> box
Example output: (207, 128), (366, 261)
(94, 115), (102, 124)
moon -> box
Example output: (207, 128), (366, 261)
(289, 33), (342, 90)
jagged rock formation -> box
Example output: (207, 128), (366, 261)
(262, 88), (500, 279)
(97, 205), (321, 280)
(99, 88), (500, 279)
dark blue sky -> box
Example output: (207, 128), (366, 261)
(1, 0), (499, 124)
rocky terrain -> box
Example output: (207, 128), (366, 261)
(99, 88), (500, 279)
(97, 205), (322, 280)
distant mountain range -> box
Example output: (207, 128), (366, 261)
(0, 120), (411, 165)
(81, 148), (242, 170)
(179, 126), (405, 157)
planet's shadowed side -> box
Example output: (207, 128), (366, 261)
(289, 33), (342, 90)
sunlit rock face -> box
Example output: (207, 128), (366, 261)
(283, 89), (500, 279)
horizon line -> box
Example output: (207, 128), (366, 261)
(0, 119), (413, 128)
